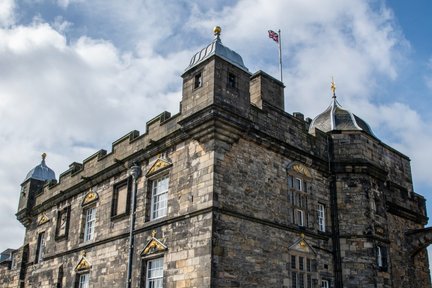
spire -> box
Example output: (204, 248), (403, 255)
(41, 152), (47, 163)
(331, 77), (336, 99)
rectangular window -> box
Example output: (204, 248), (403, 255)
(56, 207), (70, 240)
(151, 175), (169, 220)
(318, 204), (326, 232)
(228, 72), (236, 88)
(307, 274), (312, 288)
(10, 252), (16, 270)
(84, 207), (96, 242)
(291, 255), (296, 269)
(288, 176), (294, 188)
(112, 181), (129, 217)
(35, 232), (45, 263)
(146, 257), (164, 288)
(292, 272), (297, 288)
(294, 178), (302, 191)
(377, 246), (382, 267)
(321, 280), (330, 288)
(78, 273), (90, 288)
(299, 256), (304, 271)
(194, 72), (202, 89)
(377, 245), (388, 270)
(298, 272), (305, 288)
(295, 209), (305, 227)
(307, 258), (312, 272)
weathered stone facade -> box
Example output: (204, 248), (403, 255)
(1, 29), (430, 288)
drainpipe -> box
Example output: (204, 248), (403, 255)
(126, 163), (141, 288)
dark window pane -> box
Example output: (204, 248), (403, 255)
(291, 255), (296, 269)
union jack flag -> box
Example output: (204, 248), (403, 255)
(268, 30), (279, 43)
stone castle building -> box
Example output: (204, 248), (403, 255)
(0, 27), (431, 288)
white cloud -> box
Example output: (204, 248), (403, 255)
(0, 19), (189, 249)
(0, 0), (15, 27)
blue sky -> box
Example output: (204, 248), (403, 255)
(1, 0), (432, 262)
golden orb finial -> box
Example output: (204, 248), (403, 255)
(213, 26), (221, 36)
(41, 153), (47, 161)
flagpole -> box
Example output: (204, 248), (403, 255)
(278, 29), (283, 83)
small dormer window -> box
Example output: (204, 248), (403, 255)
(194, 72), (202, 89)
(228, 72), (236, 88)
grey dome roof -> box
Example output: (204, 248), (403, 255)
(308, 97), (375, 137)
(23, 153), (56, 182)
(185, 27), (248, 73)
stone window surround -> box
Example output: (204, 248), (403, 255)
(76, 272), (90, 288)
(111, 178), (131, 219)
(290, 253), (316, 288)
(376, 244), (388, 271)
(321, 279), (330, 288)
(317, 203), (326, 232)
(55, 206), (71, 241)
(82, 206), (97, 242)
(148, 173), (169, 221)
(35, 231), (45, 263)
(193, 70), (203, 90)
(140, 254), (165, 288)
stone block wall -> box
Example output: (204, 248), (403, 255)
(18, 135), (215, 287)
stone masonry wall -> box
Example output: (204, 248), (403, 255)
(212, 136), (335, 286)
(20, 137), (215, 287)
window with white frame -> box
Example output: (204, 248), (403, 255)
(150, 175), (169, 220)
(317, 204), (326, 232)
(35, 232), (45, 263)
(321, 279), (330, 288)
(146, 257), (164, 288)
(291, 254), (315, 288)
(83, 207), (96, 242)
(288, 174), (309, 228)
(295, 209), (305, 227)
(78, 272), (90, 288)
(376, 245), (388, 271)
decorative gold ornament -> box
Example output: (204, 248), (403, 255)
(291, 163), (312, 178)
(331, 77), (336, 98)
(146, 159), (171, 176)
(82, 189), (99, 206)
(37, 214), (49, 226)
(151, 230), (157, 238)
(300, 240), (306, 248)
(213, 26), (221, 36)
(142, 238), (167, 256)
(75, 256), (91, 272)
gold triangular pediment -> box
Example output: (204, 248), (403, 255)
(37, 214), (49, 226)
(82, 189), (99, 206)
(289, 163), (312, 178)
(75, 256), (91, 272)
(289, 236), (316, 255)
(141, 237), (167, 256)
(146, 158), (172, 176)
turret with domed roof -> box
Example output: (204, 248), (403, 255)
(17, 154), (56, 227)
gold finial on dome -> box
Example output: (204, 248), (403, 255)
(331, 77), (336, 98)
(213, 26), (221, 37)
(42, 153), (47, 161)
